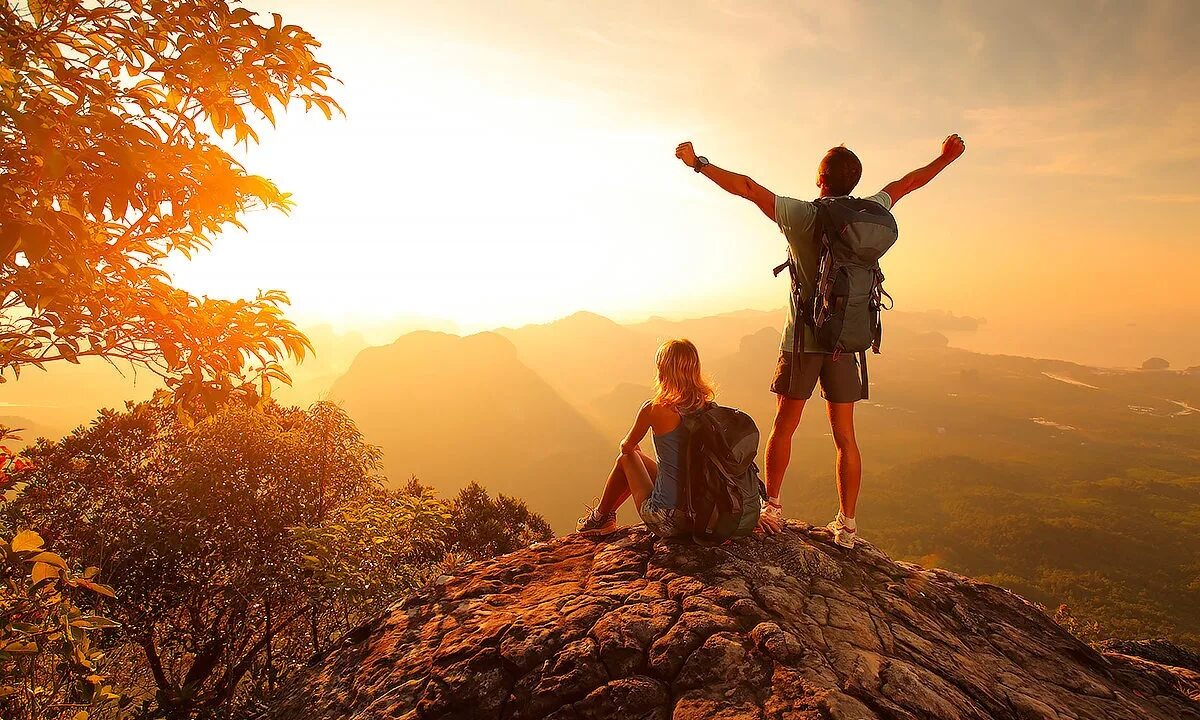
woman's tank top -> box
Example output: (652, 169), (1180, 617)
(650, 414), (690, 509)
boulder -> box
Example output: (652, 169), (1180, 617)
(267, 523), (1200, 720)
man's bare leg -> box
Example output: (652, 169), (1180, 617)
(765, 395), (806, 500)
(826, 401), (862, 519)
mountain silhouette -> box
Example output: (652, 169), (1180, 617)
(327, 331), (611, 526)
(266, 524), (1200, 719)
(496, 311), (659, 408)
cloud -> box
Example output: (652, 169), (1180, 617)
(963, 95), (1200, 178)
(1128, 193), (1200, 204)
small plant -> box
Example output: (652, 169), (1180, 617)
(0, 529), (122, 720)
(1053, 603), (1105, 645)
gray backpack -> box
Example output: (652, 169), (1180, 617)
(773, 197), (898, 399)
(679, 403), (764, 543)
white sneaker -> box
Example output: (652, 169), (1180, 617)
(827, 512), (857, 549)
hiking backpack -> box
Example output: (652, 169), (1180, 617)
(772, 196), (898, 399)
(679, 404), (765, 542)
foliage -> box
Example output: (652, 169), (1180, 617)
(0, 525), (122, 720)
(7, 397), (381, 718)
(445, 481), (554, 561)
(3, 399), (555, 719)
(2, 444), (127, 720)
(1053, 603), (1105, 645)
(291, 484), (449, 632)
(844, 456), (1200, 649)
(0, 0), (342, 405)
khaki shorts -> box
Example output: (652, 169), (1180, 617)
(638, 497), (688, 538)
(770, 351), (863, 403)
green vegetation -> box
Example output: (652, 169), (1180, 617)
(0, 527), (121, 719)
(804, 456), (1200, 647)
(1, 398), (551, 719)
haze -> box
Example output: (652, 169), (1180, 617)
(161, 0), (1200, 367)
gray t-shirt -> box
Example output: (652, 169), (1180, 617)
(775, 191), (893, 353)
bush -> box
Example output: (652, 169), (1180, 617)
(4, 400), (552, 719)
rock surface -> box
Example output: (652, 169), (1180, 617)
(268, 523), (1200, 720)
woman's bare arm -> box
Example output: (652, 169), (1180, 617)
(620, 402), (654, 454)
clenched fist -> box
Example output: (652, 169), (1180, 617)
(675, 141), (699, 169)
(941, 133), (966, 162)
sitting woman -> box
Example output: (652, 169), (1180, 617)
(576, 338), (714, 538)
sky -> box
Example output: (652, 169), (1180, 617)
(164, 0), (1200, 363)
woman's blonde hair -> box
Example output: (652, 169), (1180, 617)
(651, 339), (716, 412)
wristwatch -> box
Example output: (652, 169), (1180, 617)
(693, 156), (710, 172)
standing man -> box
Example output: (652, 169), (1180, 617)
(675, 135), (966, 546)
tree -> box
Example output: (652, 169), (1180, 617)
(444, 482), (554, 562)
(0, 0), (342, 406)
(7, 397), (389, 718)
(7, 405), (559, 718)
(290, 483), (450, 642)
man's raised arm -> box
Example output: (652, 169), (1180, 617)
(881, 133), (966, 207)
(676, 141), (776, 221)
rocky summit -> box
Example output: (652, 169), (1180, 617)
(267, 522), (1200, 720)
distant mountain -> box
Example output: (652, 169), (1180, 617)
(0, 415), (66, 449)
(0, 323), (371, 439)
(270, 324), (370, 406)
(630, 308), (781, 357)
(0, 359), (161, 441)
(327, 309), (1200, 645)
(495, 311), (657, 408)
(327, 331), (612, 527)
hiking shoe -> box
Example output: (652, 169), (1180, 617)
(576, 503), (618, 536)
(827, 512), (857, 549)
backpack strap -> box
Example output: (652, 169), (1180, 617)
(858, 350), (869, 401)
(871, 270), (891, 354)
(679, 413), (696, 525)
(811, 202), (842, 330)
(677, 402), (712, 529)
(773, 253), (805, 389)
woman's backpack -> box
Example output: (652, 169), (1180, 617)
(773, 196), (898, 399)
(679, 404), (765, 543)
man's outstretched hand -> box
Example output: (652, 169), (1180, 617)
(941, 133), (966, 162)
(675, 141), (699, 169)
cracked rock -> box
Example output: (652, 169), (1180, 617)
(267, 522), (1200, 720)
